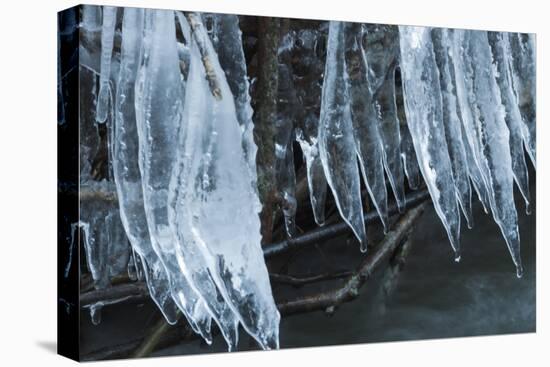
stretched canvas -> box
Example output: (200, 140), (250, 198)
(57, 4), (536, 361)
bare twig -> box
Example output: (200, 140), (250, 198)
(270, 271), (353, 287)
(80, 282), (148, 307)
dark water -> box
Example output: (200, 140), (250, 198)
(80, 180), (535, 358)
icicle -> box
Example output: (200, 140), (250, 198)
(170, 13), (241, 351)
(488, 32), (531, 212)
(458, 31), (523, 276)
(96, 6), (117, 124)
(293, 27), (328, 226)
(209, 14), (259, 193)
(450, 30), (492, 215)
(343, 22), (389, 230)
(135, 9), (212, 343)
(509, 33), (536, 167)
(112, 7), (178, 325)
(363, 25), (406, 210)
(395, 67), (422, 190)
(320, 21), (367, 251)
(431, 28), (474, 228)
(399, 26), (461, 260)
(175, 13), (280, 350)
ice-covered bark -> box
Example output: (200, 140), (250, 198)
(174, 13), (280, 350)
(344, 22), (389, 230)
(96, 6), (117, 123)
(320, 21), (367, 251)
(364, 25), (405, 210)
(292, 27), (328, 226)
(488, 32), (531, 212)
(112, 7), (178, 325)
(460, 31), (523, 276)
(431, 28), (473, 228)
(509, 33), (536, 167)
(399, 26), (461, 260)
(135, 9), (212, 342)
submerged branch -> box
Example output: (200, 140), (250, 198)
(276, 203), (426, 315)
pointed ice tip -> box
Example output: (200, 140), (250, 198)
(516, 265), (524, 279)
(359, 242), (368, 253)
(259, 332), (279, 350)
(525, 203), (532, 215)
(454, 252), (461, 263)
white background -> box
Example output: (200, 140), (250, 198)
(0, 0), (547, 365)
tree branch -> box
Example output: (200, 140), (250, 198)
(276, 203), (426, 315)
(183, 12), (223, 100)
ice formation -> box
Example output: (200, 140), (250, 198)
(363, 25), (406, 212)
(293, 27), (329, 226)
(76, 6), (535, 351)
(113, 7), (178, 325)
(399, 26), (462, 260)
(344, 22), (390, 231)
(319, 21), (367, 251)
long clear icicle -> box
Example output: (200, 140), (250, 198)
(112, 7), (178, 325)
(96, 6), (117, 123)
(135, 9), (212, 343)
(488, 32), (531, 212)
(176, 13), (280, 350)
(364, 25), (406, 210)
(320, 21), (367, 251)
(399, 26), (461, 260)
(509, 33), (536, 167)
(431, 28), (474, 228)
(459, 31), (523, 276)
(170, 13), (240, 351)
(293, 27), (328, 226)
(344, 22), (389, 230)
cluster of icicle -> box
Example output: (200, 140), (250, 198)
(79, 7), (279, 350)
(76, 5), (535, 351)
(291, 22), (534, 279)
